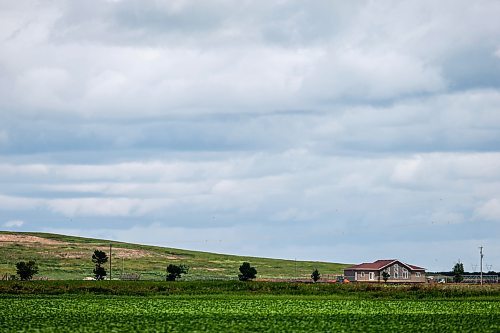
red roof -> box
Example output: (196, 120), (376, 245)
(345, 259), (425, 271)
(407, 264), (425, 270)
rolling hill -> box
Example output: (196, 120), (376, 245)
(0, 231), (349, 281)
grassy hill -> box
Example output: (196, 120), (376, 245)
(0, 231), (349, 281)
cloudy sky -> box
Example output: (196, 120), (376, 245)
(1, 0), (500, 271)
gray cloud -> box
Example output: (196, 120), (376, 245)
(1, 0), (500, 271)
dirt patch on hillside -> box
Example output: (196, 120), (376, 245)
(69, 245), (154, 259)
(0, 235), (67, 245)
(0, 235), (185, 260)
(112, 248), (154, 258)
(191, 267), (224, 272)
(165, 255), (183, 260)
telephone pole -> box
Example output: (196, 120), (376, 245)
(109, 243), (112, 281)
(479, 246), (483, 286)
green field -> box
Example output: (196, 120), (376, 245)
(0, 231), (347, 280)
(2, 232), (499, 332)
(1, 281), (499, 332)
(1, 294), (499, 332)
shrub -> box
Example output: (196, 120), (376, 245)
(238, 262), (257, 281)
(166, 264), (189, 281)
(16, 261), (38, 281)
(311, 269), (321, 282)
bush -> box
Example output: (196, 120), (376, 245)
(16, 261), (38, 281)
(238, 262), (257, 281)
(311, 269), (321, 282)
(166, 264), (189, 281)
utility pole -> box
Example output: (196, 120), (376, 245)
(479, 246), (483, 286)
(109, 243), (112, 281)
(295, 258), (297, 280)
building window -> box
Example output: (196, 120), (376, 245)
(369, 272), (374, 280)
(402, 269), (409, 279)
(416, 272), (421, 278)
(360, 272), (365, 278)
(393, 265), (399, 279)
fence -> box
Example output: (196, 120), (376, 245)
(462, 275), (499, 284)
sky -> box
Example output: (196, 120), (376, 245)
(1, 0), (500, 272)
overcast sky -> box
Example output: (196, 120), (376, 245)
(1, 0), (500, 271)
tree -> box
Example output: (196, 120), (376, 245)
(453, 262), (464, 283)
(382, 271), (390, 283)
(166, 264), (189, 281)
(311, 269), (321, 282)
(238, 262), (257, 281)
(93, 266), (107, 280)
(92, 250), (108, 280)
(16, 261), (38, 281)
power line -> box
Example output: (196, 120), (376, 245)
(479, 246), (484, 286)
(109, 243), (112, 281)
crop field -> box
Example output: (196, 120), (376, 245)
(1, 294), (499, 332)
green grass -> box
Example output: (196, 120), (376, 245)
(2, 281), (499, 332)
(0, 231), (348, 280)
(0, 294), (499, 332)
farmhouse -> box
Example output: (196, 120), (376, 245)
(344, 259), (426, 283)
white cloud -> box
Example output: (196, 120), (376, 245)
(391, 156), (422, 184)
(1, 0), (500, 271)
(3, 220), (24, 228)
(0, 163), (49, 178)
(0, 195), (42, 210)
(2, 1), (499, 118)
(15, 67), (70, 109)
(302, 50), (446, 101)
(475, 199), (500, 222)
(47, 197), (174, 217)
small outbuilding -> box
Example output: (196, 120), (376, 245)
(344, 259), (425, 283)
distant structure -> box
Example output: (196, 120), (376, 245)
(462, 274), (498, 284)
(344, 259), (426, 283)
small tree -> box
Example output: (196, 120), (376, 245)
(93, 266), (107, 280)
(16, 261), (38, 281)
(311, 269), (321, 282)
(382, 271), (390, 283)
(453, 262), (464, 283)
(238, 262), (257, 281)
(166, 264), (189, 281)
(92, 250), (108, 280)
